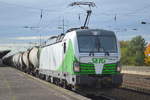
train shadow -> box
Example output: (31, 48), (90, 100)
(78, 92), (118, 100)
(0, 64), (11, 67)
(74, 88), (118, 100)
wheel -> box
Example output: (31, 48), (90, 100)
(34, 70), (39, 77)
(63, 83), (67, 89)
(62, 80), (69, 89)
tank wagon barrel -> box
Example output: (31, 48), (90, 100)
(22, 51), (30, 72)
(12, 53), (23, 69)
(28, 46), (40, 74)
(2, 56), (13, 66)
(19, 52), (24, 70)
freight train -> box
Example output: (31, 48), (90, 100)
(3, 28), (123, 92)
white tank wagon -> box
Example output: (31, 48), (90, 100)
(12, 53), (22, 69)
(18, 53), (24, 70)
(2, 52), (23, 68)
(2, 56), (13, 66)
(28, 46), (40, 73)
(0, 59), (2, 65)
(22, 50), (30, 72)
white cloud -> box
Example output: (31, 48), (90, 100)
(11, 35), (52, 40)
(0, 43), (32, 46)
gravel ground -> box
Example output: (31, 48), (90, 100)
(83, 74), (150, 100)
(99, 88), (150, 100)
(122, 74), (150, 92)
(102, 74), (150, 100)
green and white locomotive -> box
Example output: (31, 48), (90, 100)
(39, 28), (122, 90)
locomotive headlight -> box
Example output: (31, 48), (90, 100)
(117, 62), (121, 72)
(73, 62), (80, 72)
(117, 66), (121, 72)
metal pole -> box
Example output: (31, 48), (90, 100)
(63, 18), (64, 34)
(40, 34), (41, 46)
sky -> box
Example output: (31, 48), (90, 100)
(0, 0), (150, 47)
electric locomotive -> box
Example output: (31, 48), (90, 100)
(39, 28), (122, 90)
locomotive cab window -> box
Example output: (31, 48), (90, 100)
(98, 36), (117, 53)
(78, 36), (98, 53)
(77, 30), (118, 53)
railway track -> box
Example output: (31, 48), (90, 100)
(74, 89), (117, 100)
(121, 81), (150, 94)
(77, 73), (150, 100)
(122, 74), (150, 94)
(118, 87), (150, 96)
(79, 86), (150, 100)
(85, 94), (116, 100)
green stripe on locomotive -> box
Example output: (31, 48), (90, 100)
(57, 40), (77, 74)
(57, 40), (119, 75)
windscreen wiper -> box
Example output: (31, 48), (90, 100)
(89, 48), (95, 56)
(101, 47), (109, 56)
(98, 40), (109, 56)
(105, 51), (110, 56)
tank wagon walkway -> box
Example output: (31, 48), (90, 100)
(0, 67), (88, 100)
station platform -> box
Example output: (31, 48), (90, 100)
(0, 66), (88, 100)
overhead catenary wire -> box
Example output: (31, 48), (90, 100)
(100, 4), (150, 17)
(0, 0), (81, 15)
(39, 1), (150, 34)
(1, 0), (149, 25)
(0, 0), (150, 17)
(0, 0), (82, 29)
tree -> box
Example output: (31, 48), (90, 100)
(120, 36), (147, 66)
(128, 36), (147, 66)
(120, 41), (130, 65)
(144, 44), (150, 66)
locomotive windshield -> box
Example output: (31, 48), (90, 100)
(77, 30), (117, 53)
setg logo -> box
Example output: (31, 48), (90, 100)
(92, 58), (106, 64)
